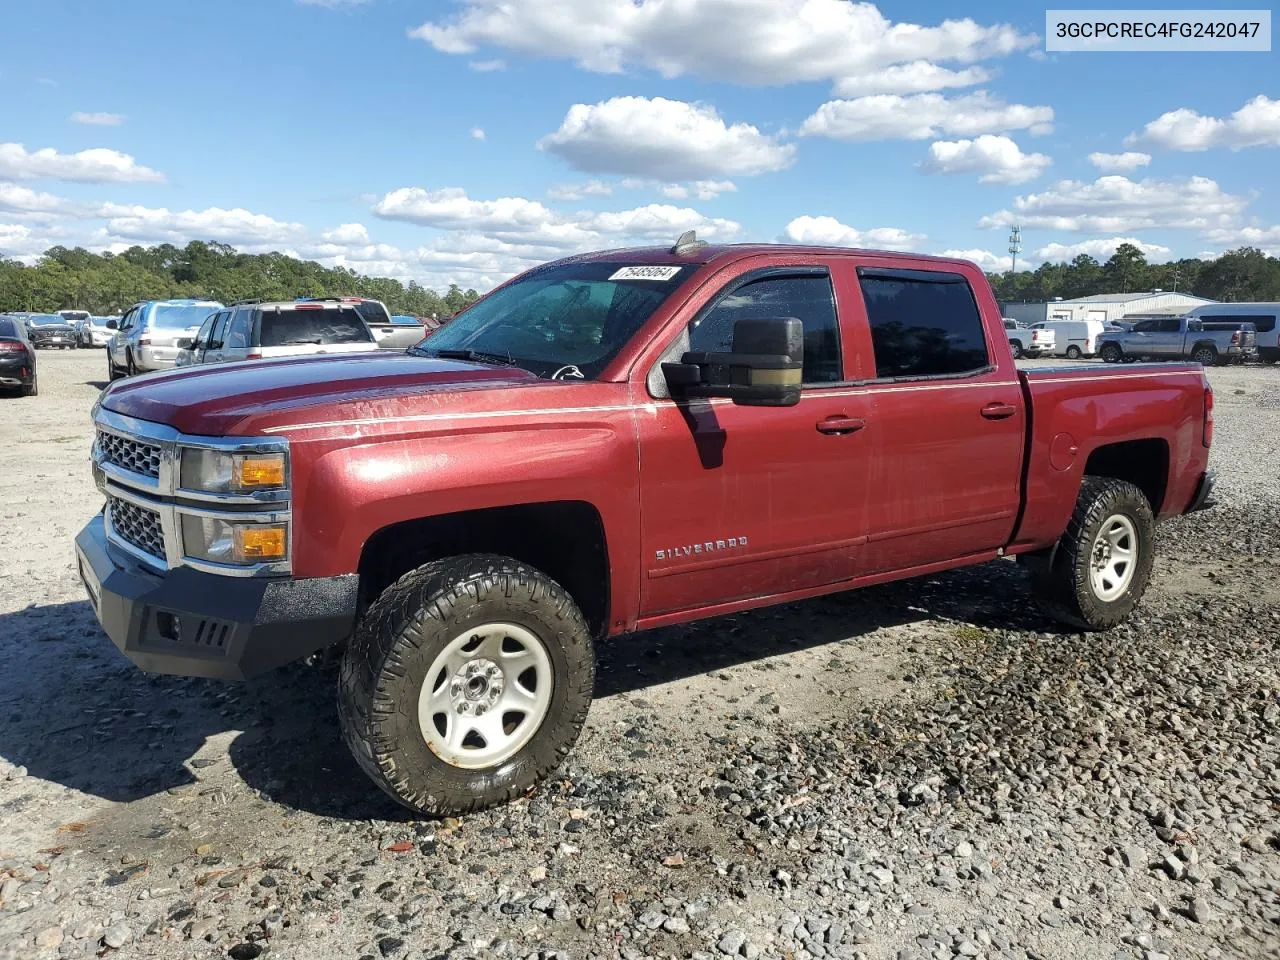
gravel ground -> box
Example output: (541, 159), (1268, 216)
(1, 350), (1277, 960)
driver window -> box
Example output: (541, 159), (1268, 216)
(688, 274), (842, 384)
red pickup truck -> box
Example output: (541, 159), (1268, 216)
(76, 237), (1216, 815)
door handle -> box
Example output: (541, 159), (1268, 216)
(816, 415), (867, 435)
(980, 402), (1018, 420)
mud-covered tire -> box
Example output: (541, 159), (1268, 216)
(338, 554), (595, 816)
(1030, 477), (1155, 631)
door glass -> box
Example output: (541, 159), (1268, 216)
(856, 269), (989, 378)
(689, 274), (842, 383)
(1158, 318), (1181, 332)
(223, 310), (253, 350)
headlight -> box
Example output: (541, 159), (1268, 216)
(180, 449), (287, 493)
(181, 515), (288, 565)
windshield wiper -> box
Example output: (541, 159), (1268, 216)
(429, 348), (521, 367)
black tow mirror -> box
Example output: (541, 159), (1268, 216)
(663, 317), (803, 407)
(105, 319), (118, 330)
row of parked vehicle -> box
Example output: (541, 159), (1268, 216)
(1004, 302), (1279, 366)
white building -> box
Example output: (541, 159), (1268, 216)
(1003, 291), (1216, 326)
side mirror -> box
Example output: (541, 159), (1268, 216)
(662, 317), (803, 407)
(105, 319), (118, 330)
(175, 337), (194, 350)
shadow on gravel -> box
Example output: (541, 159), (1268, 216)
(83, 380), (109, 390)
(0, 559), (1053, 822)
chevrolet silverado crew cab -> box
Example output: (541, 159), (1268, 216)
(76, 236), (1216, 815)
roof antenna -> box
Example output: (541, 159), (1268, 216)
(670, 229), (708, 255)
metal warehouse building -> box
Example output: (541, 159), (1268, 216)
(1002, 291), (1216, 325)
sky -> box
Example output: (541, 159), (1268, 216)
(2, 0), (1278, 291)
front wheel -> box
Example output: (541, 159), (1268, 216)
(338, 555), (595, 816)
(1100, 343), (1123, 363)
(1030, 477), (1155, 631)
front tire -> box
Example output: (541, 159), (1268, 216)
(338, 555), (595, 816)
(1100, 343), (1123, 363)
(1030, 477), (1155, 631)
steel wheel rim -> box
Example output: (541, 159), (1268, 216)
(417, 622), (554, 769)
(1089, 514), (1137, 602)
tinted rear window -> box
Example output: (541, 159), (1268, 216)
(857, 268), (990, 378)
(0, 319), (18, 338)
(259, 307), (373, 347)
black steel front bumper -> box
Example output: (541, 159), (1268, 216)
(75, 514), (358, 681)
(1186, 469), (1216, 514)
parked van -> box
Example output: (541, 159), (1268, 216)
(1185, 302), (1279, 363)
(1029, 318), (1106, 359)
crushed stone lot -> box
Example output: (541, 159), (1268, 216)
(1, 350), (1278, 960)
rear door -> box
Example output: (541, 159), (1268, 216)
(846, 263), (1025, 574)
(636, 261), (872, 617)
(1149, 316), (1184, 357)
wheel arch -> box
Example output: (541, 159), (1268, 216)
(357, 501), (611, 639)
(1081, 438), (1170, 515)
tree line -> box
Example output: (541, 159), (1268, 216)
(4, 240), (1279, 319)
(988, 244), (1280, 305)
(0, 242), (482, 317)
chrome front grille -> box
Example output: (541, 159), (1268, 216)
(108, 496), (165, 561)
(98, 430), (162, 479)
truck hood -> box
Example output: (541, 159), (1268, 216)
(100, 352), (539, 435)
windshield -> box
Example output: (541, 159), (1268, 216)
(259, 307), (374, 346)
(152, 303), (221, 330)
(30, 315), (67, 326)
(413, 261), (689, 379)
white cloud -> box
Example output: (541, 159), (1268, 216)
(978, 175), (1248, 233)
(468, 59), (507, 72)
(0, 223), (48, 261)
(538, 97), (794, 180)
(1128, 95), (1280, 151)
(657, 180), (737, 200)
(832, 62), (991, 96)
(547, 180), (614, 201)
(1087, 151), (1151, 172)
(98, 203), (305, 246)
(0, 143), (165, 184)
(920, 135), (1050, 184)
(470, 127), (486, 140)
(1200, 223), (1280, 247)
(320, 223), (371, 245)
(783, 215), (924, 251)
(372, 186), (741, 256)
(1035, 237), (1172, 263)
(936, 248), (1020, 272)
(799, 92), (1053, 141)
(0, 182), (78, 218)
(70, 112), (125, 127)
(410, 0), (1035, 93)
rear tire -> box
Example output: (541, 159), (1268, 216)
(107, 352), (121, 381)
(1065, 345), (1083, 360)
(1100, 343), (1123, 363)
(1009, 340), (1024, 359)
(1030, 477), (1155, 631)
(338, 554), (595, 816)
(126, 352), (138, 377)
(1192, 345), (1218, 366)
(22, 375), (37, 397)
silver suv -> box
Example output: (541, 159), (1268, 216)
(174, 298), (380, 368)
(107, 299), (223, 378)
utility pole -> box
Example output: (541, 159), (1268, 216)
(1008, 225), (1022, 274)
(1173, 263), (1180, 292)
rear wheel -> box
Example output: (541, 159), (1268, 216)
(21, 374), (37, 397)
(1065, 345), (1083, 360)
(1029, 477), (1155, 631)
(1191, 345), (1218, 366)
(1009, 340), (1024, 359)
(126, 352), (138, 377)
(107, 352), (121, 381)
(1100, 343), (1123, 363)
(338, 555), (595, 816)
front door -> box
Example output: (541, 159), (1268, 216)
(846, 263), (1025, 574)
(636, 265), (871, 618)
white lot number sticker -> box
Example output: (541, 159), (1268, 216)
(608, 265), (683, 282)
